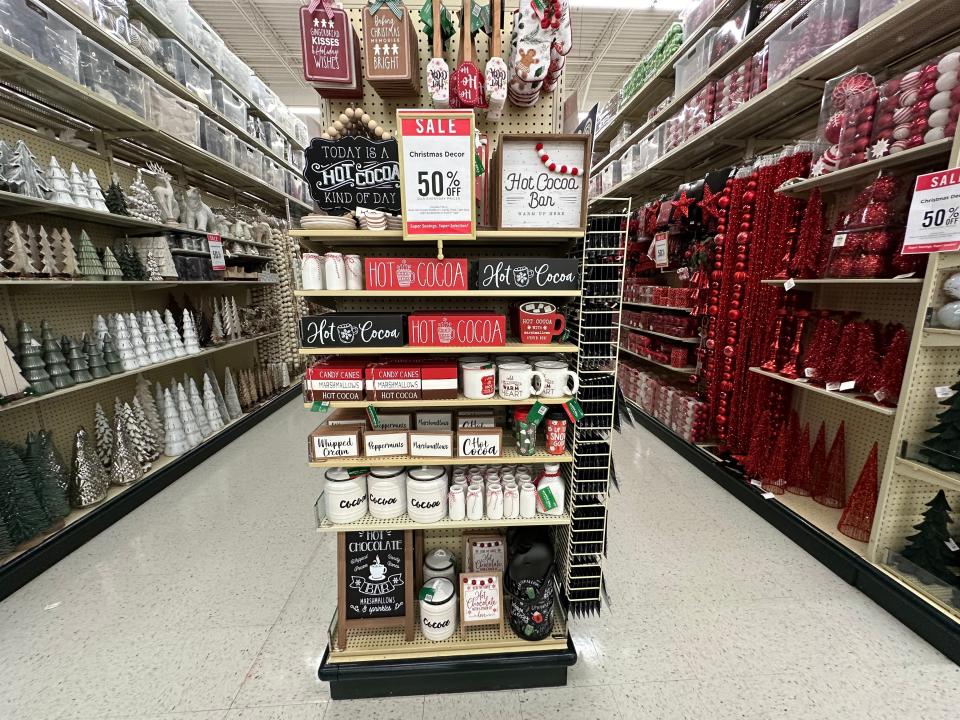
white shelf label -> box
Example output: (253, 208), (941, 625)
(826, 382), (841, 391)
(783, 278), (796, 291)
(935, 385), (956, 400)
(749, 478), (763, 488)
(832, 233), (847, 248)
(946, 538), (960, 552)
(804, 367), (816, 378)
(762, 491), (776, 500)
(838, 380), (856, 391)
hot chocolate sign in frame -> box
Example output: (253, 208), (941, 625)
(303, 136), (401, 215)
(397, 109), (476, 240)
(497, 134), (591, 233)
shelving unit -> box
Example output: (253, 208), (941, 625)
(304, 395), (573, 410)
(748, 367), (897, 416)
(309, 447), (573, 468)
(620, 346), (695, 374)
(316, 510), (572, 533)
(622, 301), (693, 313)
(296, 290), (582, 298)
(762, 278), (923, 286)
(621, 324), (699, 344)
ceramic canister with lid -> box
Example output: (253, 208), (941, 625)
(423, 548), (457, 584)
(406, 466), (448, 523)
(324, 468), (368, 523)
(367, 467), (406, 519)
(419, 577), (457, 641)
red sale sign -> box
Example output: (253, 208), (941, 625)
(903, 169), (960, 254)
(397, 110), (476, 240)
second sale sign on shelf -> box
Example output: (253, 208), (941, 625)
(397, 109), (476, 240)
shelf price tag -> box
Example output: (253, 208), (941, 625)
(208, 234), (225, 271)
(783, 278), (796, 291)
(652, 231), (669, 268)
(946, 537), (960, 552)
(832, 233), (847, 248)
(397, 109), (476, 240)
(903, 169), (960, 254)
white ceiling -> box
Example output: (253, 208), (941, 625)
(191, 0), (678, 113)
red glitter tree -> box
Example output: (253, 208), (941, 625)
(874, 326), (909, 405)
(838, 443), (879, 542)
(823, 322), (861, 385)
(762, 411), (798, 494)
(848, 322), (881, 394)
(808, 421), (828, 497)
(788, 189), (825, 278)
(801, 314), (840, 383)
(786, 422), (813, 496)
(813, 422), (847, 508)
(743, 407), (771, 479)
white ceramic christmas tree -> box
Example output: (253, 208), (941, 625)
(37, 226), (57, 275)
(94, 402), (112, 468)
(202, 374), (226, 431)
(4, 221), (38, 275)
(122, 400), (153, 471)
(110, 403), (143, 486)
(210, 305), (225, 345)
(24, 225), (40, 269)
(92, 314), (109, 351)
(142, 314), (163, 363)
(204, 368), (230, 424)
(151, 310), (173, 360)
(223, 367), (242, 420)
(7, 139), (50, 199)
(162, 387), (187, 456)
(182, 309), (201, 355)
(188, 378), (211, 437)
(131, 395), (161, 463)
(164, 309), (186, 358)
(87, 169), (109, 212)
(126, 312), (150, 367)
(135, 375), (163, 444)
(155, 381), (166, 435)
(69, 162), (93, 209)
(229, 297), (242, 340)
(113, 313), (138, 372)
(53, 228), (79, 276)
(127, 168), (163, 222)
(176, 383), (202, 447)
(47, 156), (74, 205)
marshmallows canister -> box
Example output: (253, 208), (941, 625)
(324, 468), (368, 523)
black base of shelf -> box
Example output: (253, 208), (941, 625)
(0, 383), (301, 601)
(630, 407), (960, 666)
(318, 636), (578, 699)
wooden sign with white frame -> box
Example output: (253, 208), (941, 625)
(409, 430), (454, 457)
(363, 430), (409, 457)
(397, 109), (476, 241)
(457, 427), (502, 458)
(496, 133), (592, 233)
(459, 571), (504, 638)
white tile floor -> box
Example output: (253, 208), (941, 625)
(1, 399), (958, 719)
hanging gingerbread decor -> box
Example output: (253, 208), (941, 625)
(363, 0), (420, 97)
(300, 0), (363, 98)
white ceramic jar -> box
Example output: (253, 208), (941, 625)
(406, 467), (448, 523)
(324, 468), (368, 523)
(368, 467), (406, 519)
(419, 577), (457, 641)
(301, 253), (324, 290)
(423, 548), (457, 585)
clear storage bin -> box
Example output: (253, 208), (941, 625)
(293, 117), (309, 147)
(78, 36), (147, 117)
(211, 78), (247, 128)
(610, 122), (634, 153)
(219, 47), (252, 99)
(247, 115), (266, 143)
(674, 29), (716, 95)
(142, 0), (187, 36)
(249, 76), (278, 116)
(285, 170), (305, 200)
(61, 0), (92, 16)
(158, 38), (213, 105)
(0, 0), (80, 82)
(680, 0), (716, 38)
(766, 0), (859, 86)
(177, 3), (222, 70)
(709, 0), (753, 65)
(262, 157), (284, 191)
(146, 82), (199, 145)
(199, 115), (236, 164)
(234, 140), (263, 177)
(92, 0), (128, 43)
(264, 121), (289, 160)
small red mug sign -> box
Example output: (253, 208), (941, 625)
(517, 302), (565, 344)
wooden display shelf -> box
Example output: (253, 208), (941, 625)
(921, 328), (960, 347)
(295, 289), (582, 298)
(772, 491), (868, 557)
(0, 332), (278, 415)
(141, 226), (274, 251)
(0, 279), (277, 288)
(304, 395), (571, 409)
(299, 342), (579, 356)
(0, 43), (309, 213)
(893, 457), (960, 495)
(619, 346), (695, 374)
(309, 446), (572, 468)
(327, 604), (569, 663)
(622, 301), (693, 313)
(776, 138), (954, 197)
(620, 324), (700, 344)
(316, 509), (571, 533)
(590, 0), (960, 204)
(762, 278), (923, 286)
(748, 367), (897, 416)
(291, 229), (584, 244)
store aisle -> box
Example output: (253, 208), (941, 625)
(1, 399), (958, 720)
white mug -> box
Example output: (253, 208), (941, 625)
(495, 355), (527, 367)
(498, 363), (544, 401)
(301, 253), (324, 290)
(462, 362), (497, 400)
(345, 254), (363, 290)
(535, 361), (580, 398)
(323, 252), (346, 291)
(448, 485), (466, 521)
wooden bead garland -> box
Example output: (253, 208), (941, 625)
(320, 107), (393, 141)
(535, 142), (581, 176)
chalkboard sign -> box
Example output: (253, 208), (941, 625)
(303, 136), (401, 214)
(473, 258), (580, 291)
(337, 530), (414, 649)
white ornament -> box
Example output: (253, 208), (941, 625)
(938, 52), (960, 74)
(943, 272), (960, 300)
(937, 300), (960, 330)
(869, 137), (891, 159)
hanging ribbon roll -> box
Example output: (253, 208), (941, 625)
(369, 0), (404, 19)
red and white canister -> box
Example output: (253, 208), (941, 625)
(545, 412), (568, 455)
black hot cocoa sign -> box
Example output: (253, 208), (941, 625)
(303, 136), (401, 214)
(300, 314), (406, 348)
(473, 258), (580, 291)
(344, 530), (406, 620)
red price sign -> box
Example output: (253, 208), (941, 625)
(903, 169), (960, 254)
(208, 234), (225, 271)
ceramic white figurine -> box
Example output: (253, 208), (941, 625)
(162, 388), (187, 456)
(47, 156), (74, 205)
(127, 312), (150, 368)
(181, 187), (217, 232)
(87, 169), (109, 212)
(69, 162), (93, 208)
(147, 161), (180, 226)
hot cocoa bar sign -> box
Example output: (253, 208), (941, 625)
(303, 137), (401, 214)
(344, 531), (407, 620)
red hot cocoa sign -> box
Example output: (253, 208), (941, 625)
(364, 258), (468, 291)
(408, 314), (506, 347)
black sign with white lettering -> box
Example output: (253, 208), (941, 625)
(472, 258), (580, 291)
(300, 314), (406, 348)
(303, 136), (401, 214)
(344, 530), (406, 620)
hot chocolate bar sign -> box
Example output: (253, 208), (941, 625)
(303, 136), (401, 214)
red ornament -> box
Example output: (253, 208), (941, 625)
(671, 190), (694, 221)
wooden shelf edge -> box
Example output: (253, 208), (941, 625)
(299, 344), (580, 356)
(317, 512), (571, 533)
(308, 452), (574, 468)
(290, 229), (585, 239)
(294, 290), (582, 298)
(748, 367), (897, 416)
(303, 396), (571, 409)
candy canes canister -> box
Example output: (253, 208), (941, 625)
(301, 253), (324, 290)
(419, 577), (457, 641)
(323, 252), (346, 290)
(323, 468), (368, 523)
(367, 466), (406, 519)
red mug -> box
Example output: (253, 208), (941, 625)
(517, 302), (565, 344)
